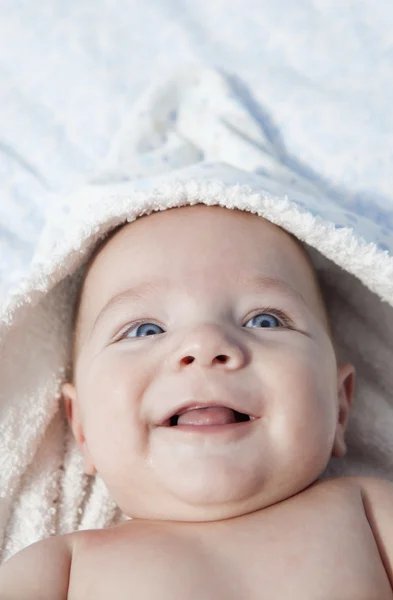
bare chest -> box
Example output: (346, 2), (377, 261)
(68, 481), (393, 600)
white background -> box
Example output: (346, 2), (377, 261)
(1, 0), (392, 297)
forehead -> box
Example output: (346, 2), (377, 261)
(76, 205), (320, 323)
(84, 205), (313, 291)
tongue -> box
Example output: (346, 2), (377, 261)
(177, 407), (237, 426)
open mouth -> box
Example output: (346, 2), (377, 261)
(167, 410), (252, 427)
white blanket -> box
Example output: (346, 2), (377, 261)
(1, 2), (393, 299)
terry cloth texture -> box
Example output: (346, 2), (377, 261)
(1, 66), (393, 562)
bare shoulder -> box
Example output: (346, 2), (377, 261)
(299, 475), (392, 512)
(0, 532), (76, 599)
(64, 521), (145, 556)
(311, 474), (393, 508)
(0, 532), (74, 568)
(311, 474), (391, 495)
(337, 474), (393, 521)
(328, 474), (393, 588)
(323, 473), (393, 503)
(304, 474), (366, 499)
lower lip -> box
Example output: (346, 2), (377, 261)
(161, 419), (258, 436)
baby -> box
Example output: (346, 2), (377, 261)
(1, 203), (393, 599)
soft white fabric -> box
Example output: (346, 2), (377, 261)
(0, 66), (392, 563)
(2, 2), (393, 300)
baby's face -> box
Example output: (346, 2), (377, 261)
(62, 204), (354, 522)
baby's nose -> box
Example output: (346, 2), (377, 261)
(169, 325), (248, 371)
(180, 353), (230, 366)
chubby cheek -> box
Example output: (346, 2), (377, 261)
(268, 344), (338, 460)
(77, 352), (150, 475)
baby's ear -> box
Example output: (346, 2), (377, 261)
(331, 363), (356, 458)
(61, 383), (97, 475)
(62, 382), (81, 439)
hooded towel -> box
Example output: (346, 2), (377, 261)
(1, 65), (393, 562)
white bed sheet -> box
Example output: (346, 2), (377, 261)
(1, 0), (392, 298)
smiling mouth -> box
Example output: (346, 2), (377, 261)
(164, 410), (252, 427)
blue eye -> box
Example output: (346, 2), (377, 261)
(120, 308), (290, 340)
(125, 322), (165, 338)
(244, 312), (282, 329)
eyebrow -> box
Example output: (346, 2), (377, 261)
(89, 274), (309, 336)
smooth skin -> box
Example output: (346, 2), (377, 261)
(2, 205), (393, 598)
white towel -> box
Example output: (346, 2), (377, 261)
(1, 66), (392, 562)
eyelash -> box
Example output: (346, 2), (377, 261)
(117, 306), (294, 340)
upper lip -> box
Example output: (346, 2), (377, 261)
(157, 399), (260, 427)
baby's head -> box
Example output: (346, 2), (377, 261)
(62, 204), (355, 522)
